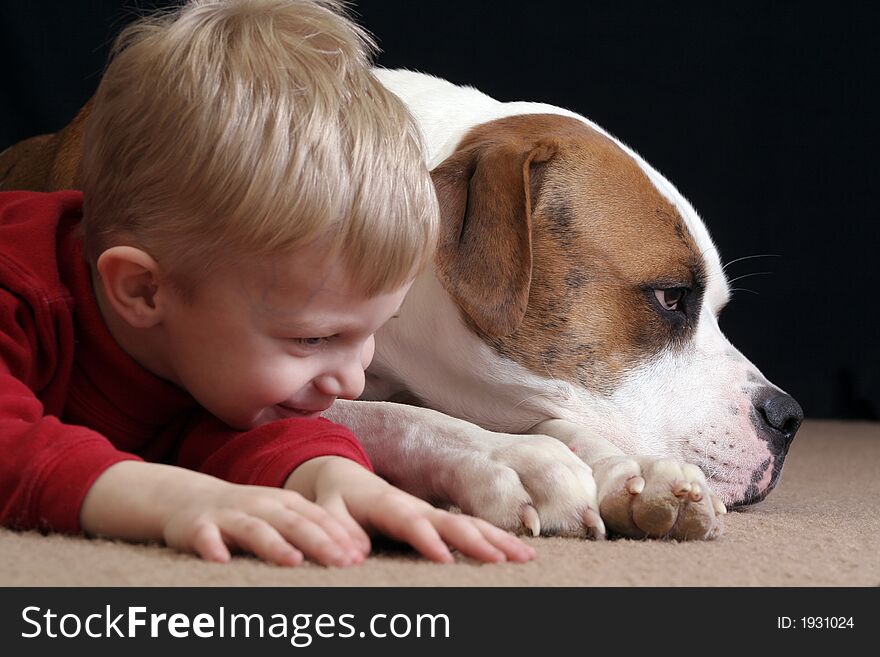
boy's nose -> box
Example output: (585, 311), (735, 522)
(314, 360), (366, 400)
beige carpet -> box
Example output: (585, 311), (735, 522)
(1, 419), (877, 586)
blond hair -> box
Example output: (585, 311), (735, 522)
(80, 0), (437, 296)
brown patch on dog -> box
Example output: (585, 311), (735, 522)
(431, 131), (556, 337)
(432, 114), (704, 393)
(0, 99), (92, 192)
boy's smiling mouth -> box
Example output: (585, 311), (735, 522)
(275, 403), (331, 420)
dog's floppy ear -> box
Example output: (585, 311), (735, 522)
(0, 98), (92, 192)
(431, 137), (557, 338)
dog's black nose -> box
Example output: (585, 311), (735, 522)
(754, 388), (804, 451)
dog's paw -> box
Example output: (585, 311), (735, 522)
(591, 455), (726, 540)
(447, 433), (604, 539)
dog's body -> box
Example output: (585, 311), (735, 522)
(0, 68), (803, 540)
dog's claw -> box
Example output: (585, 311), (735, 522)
(582, 508), (606, 540)
(712, 496), (727, 515)
(520, 504), (541, 537)
(625, 476), (645, 495)
(672, 480), (692, 497)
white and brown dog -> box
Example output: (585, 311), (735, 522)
(325, 69), (804, 541)
(0, 69), (803, 541)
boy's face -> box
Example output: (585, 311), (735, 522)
(158, 247), (411, 430)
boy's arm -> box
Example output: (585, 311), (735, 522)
(79, 460), (222, 540)
(174, 412), (373, 486)
(78, 459), (363, 567)
(0, 365), (142, 532)
(0, 285), (141, 532)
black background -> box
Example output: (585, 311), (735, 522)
(1, 1), (878, 420)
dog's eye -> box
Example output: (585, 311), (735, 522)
(654, 287), (688, 311)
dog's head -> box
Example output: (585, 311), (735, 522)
(383, 113), (802, 507)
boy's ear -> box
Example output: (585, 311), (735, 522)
(96, 246), (166, 328)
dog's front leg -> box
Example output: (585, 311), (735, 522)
(325, 400), (604, 538)
(531, 419), (726, 540)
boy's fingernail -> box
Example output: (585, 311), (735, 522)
(328, 547), (351, 567)
(282, 549), (303, 565)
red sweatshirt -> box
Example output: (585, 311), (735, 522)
(0, 191), (371, 533)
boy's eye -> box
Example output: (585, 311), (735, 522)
(296, 337), (327, 347)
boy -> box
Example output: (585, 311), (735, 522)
(0, 0), (535, 567)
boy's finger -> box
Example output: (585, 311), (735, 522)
(318, 495), (372, 557)
(187, 522), (231, 563)
(429, 512), (508, 563)
(281, 497), (365, 559)
(267, 510), (361, 567)
(367, 510), (454, 563)
(470, 517), (537, 563)
(221, 514), (305, 567)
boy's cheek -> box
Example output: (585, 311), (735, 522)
(361, 336), (376, 369)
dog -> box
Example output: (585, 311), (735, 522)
(0, 68), (804, 541)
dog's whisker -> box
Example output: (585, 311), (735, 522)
(513, 393), (555, 409)
(541, 360), (557, 382)
(540, 357), (574, 399)
(728, 287), (760, 296)
(699, 245), (719, 260)
(721, 253), (780, 273)
(726, 271), (773, 286)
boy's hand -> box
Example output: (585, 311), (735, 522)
(80, 461), (364, 567)
(286, 457), (537, 564)
(161, 481), (367, 567)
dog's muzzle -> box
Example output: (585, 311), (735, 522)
(731, 387), (804, 507)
